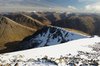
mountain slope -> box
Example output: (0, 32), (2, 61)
(27, 12), (51, 25)
(56, 16), (95, 34)
(3, 13), (44, 29)
(19, 26), (88, 50)
(0, 16), (36, 48)
(0, 36), (100, 65)
(43, 12), (62, 25)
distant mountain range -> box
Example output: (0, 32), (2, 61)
(3, 12), (100, 36)
(0, 12), (100, 53)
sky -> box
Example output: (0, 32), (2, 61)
(0, 0), (100, 13)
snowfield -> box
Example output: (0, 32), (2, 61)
(0, 36), (100, 66)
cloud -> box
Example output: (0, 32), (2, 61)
(67, 6), (77, 10)
(78, 0), (99, 3)
(0, 0), (68, 12)
(77, 0), (100, 13)
(0, 0), (100, 13)
(66, 6), (77, 12)
(85, 2), (100, 13)
(0, 0), (61, 7)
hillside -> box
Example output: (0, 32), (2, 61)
(64, 16), (95, 34)
(26, 12), (51, 25)
(3, 13), (44, 29)
(19, 26), (87, 50)
(41, 12), (63, 25)
(0, 16), (36, 49)
(0, 36), (99, 65)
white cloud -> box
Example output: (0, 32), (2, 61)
(85, 2), (100, 13)
(75, 0), (100, 13)
(0, 0), (68, 12)
(1, 0), (100, 13)
(67, 6), (77, 10)
(66, 6), (77, 12)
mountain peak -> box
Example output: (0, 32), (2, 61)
(0, 16), (7, 24)
(19, 26), (88, 50)
(0, 16), (36, 49)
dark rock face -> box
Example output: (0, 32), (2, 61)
(19, 26), (86, 50)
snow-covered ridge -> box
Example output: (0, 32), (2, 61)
(19, 26), (88, 50)
(0, 36), (100, 65)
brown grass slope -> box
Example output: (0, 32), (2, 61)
(64, 28), (90, 36)
(4, 13), (44, 29)
(0, 16), (36, 48)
